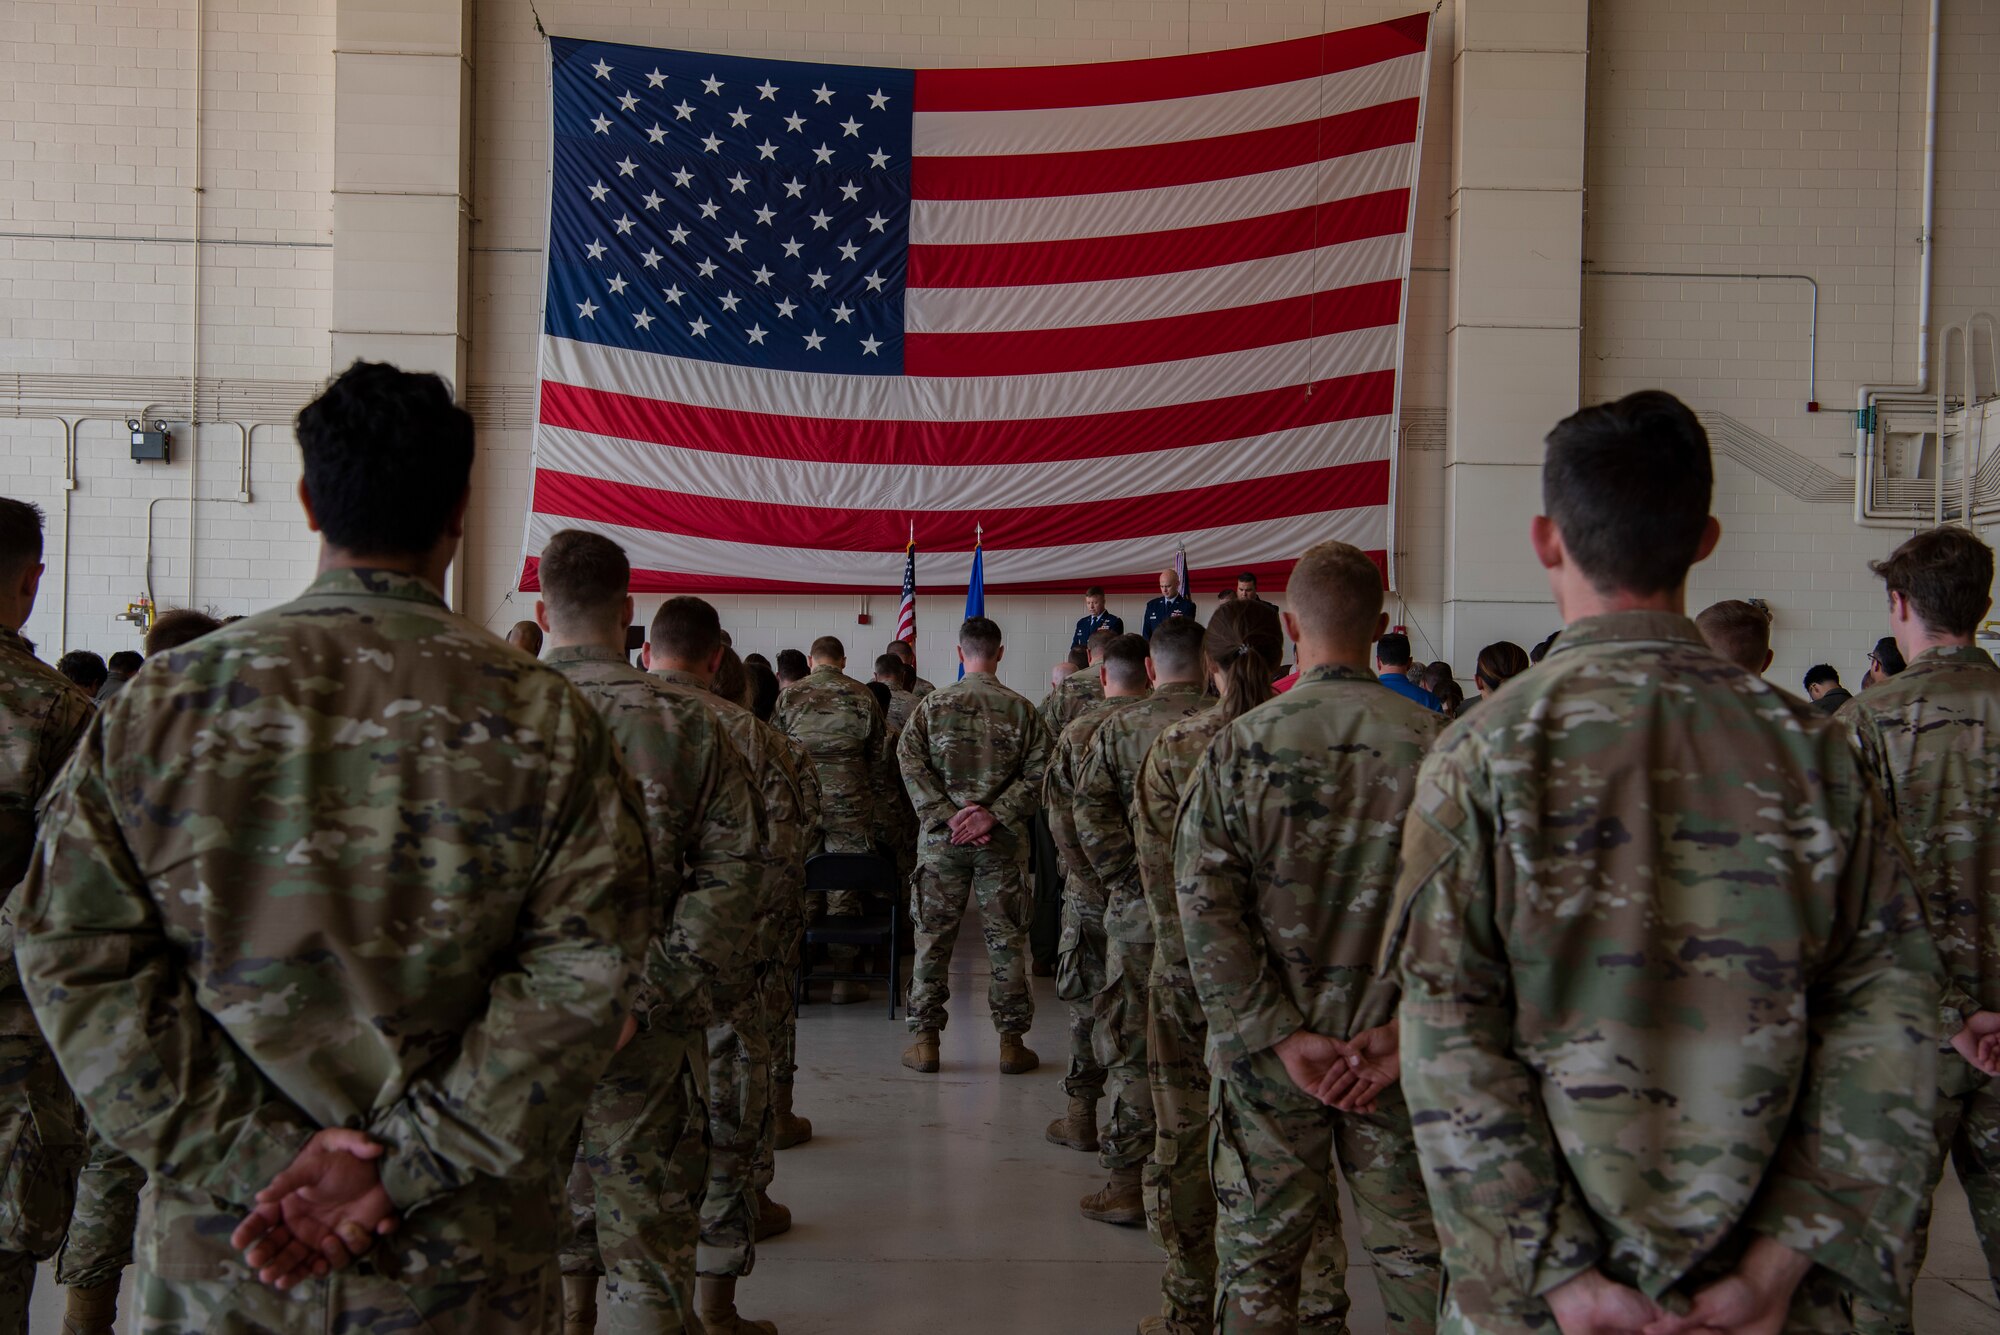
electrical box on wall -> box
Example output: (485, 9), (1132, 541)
(127, 418), (171, 462)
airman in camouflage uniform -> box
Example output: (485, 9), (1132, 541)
(0, 497), (93, 1335)
(765, 729), (822, 1153)
(896, 618), (1051, 1073)
(1178, 628), (1444, 1329)
(1381, 395), (1943, 1333)
(1074, 624), (1208, 1226)
(1041, 677), (1148, 1152)
(535, 536), (766, 1335)
(1039, 629), (1115, 736)
(55, 1135), (145, 1326)
(874, 654), (921, 733)
(1837, 525), (2000, 1331)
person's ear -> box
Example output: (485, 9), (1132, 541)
(1529, 515), (1565, 572)
(298, 479), (320, 533)
(706, 644), (725, 675)
(622, 594), (635, 630)
(1145, 658), (1159, 686)
(1281, 610), (1301, 646)
(641, 642), (654, 670)
(534, 599), (551, 634)
(1760, 649), (1774, 673)
(1375, 612), (1390, 641)
(1692, 516), (1722, 564)
(995, 644), (1005, 664)
(444, 487), (470, 542)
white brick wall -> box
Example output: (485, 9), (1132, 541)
(4, 0), (1996, 697)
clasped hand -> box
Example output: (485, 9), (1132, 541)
(1272, 1020), (1401, 1113)
(948, 803), (996, 846)
(229, 1128), (401, 1290)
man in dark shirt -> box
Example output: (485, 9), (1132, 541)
(1141, 569), (1197, 640)
(1070, 586), (1123, 649)
(1803, 663), (1852, 714)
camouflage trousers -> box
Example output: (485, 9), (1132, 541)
(1056, 887), (1107, 1101)
(700, 975), (771, 1278)
(755, 947), (799, 1194)
(0, 1024), (86, 1335)
(133, 1258), (558, 1334)
(561, 1021), (709, 1333)
(1854, 1071), (2000, 1334)
(1094, 937), (1155, 1172)
(56, 1128), (143, 1287)
(1212, 1048), (1441, 1332)
(906, 833), (1034, 1036)
(822, 819), (872, 920)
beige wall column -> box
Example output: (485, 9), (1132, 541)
(1440, 0), (1587, 663)
(331, 0), (472, 601)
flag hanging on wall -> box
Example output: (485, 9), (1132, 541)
(520, 14), (1431, 596)
(896, 529), (917, 644)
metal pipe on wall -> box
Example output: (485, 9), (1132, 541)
(1584, 270), (1820, 409)
(187, 0), (206, 608)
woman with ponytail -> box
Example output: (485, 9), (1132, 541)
(1126, 597), (1327, 1330)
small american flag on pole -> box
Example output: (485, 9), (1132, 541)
(521, 16), (1432, 596)
(896, 527), (917, 644)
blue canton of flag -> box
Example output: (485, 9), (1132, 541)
(546, 39), (915, 375)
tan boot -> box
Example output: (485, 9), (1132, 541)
(901, 1029), (940, 1072)
(699, 1275), (779, 1334)
(998, 1034), (1039, 1074)
(1043, 1094), (1099, 1151)
(771, 1081), (813, 1149)
(1080, 1165), (1145, 1225)
(62, 1281), (119, 1335)
(828, 980), (871, 1004)
(754, 1187), (793, 1240)
(559, 1274), (598, 1335)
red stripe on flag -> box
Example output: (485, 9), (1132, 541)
(907, 189), (1409, 289)
(910, 98), (1417, 201)
(530, 459), (1390, 555)
(910, 15), (1428, 112)
(537, 370), (1396, 466)
(903, 279), (1401, 377)
(521, 556), (1373, 597)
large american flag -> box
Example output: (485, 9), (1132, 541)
(521, 16), (1431, 595)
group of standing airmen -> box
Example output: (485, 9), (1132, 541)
(0, 363), (1994, 1335)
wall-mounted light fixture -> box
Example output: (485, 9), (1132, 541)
(127, 418), (171, 462)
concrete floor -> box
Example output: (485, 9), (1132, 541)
(26, 927), (2000, 1332)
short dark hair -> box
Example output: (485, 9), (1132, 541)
(1694, 599), (1772, 674)
(712, 646), (750, 708)
(886, 639), (915, 662)
(537, 529), (629, 623)
(1803, 663), (1841, 691)
(959, 616), (1003, 659)
(1065, 645), (1090, 671)
(0, 498), (45, 572)
(1085, 627), (1117, 659)
(809, 635), (844, 662)
(1084, 585), (1105, 599)
(651, 595), (724, 662)
(297, 361), (474, 556)
(1869, 636), (1906, 676)
(775, 648), (810, 683)
(1236, 571), (1257, 585)
(1150, 617), (1205, 677)
(1102, 632), (1150, 690)
(866, 680), (892, 715)
(1868, 526), (1994, 637)
(506, 620), (545, 655)
(874, 653), (906, 680)
(1376, 632), (1413, 667)
(56, 650), (108, 691)
(145, 608), (221, 656)
(108, 651), (143, 675)
(1543, 390), (1713, 595)
(746, 659), (780, 720)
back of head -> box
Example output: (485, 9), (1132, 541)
(1695, 600), (1773, 674)
(1868, 525), (1995, 637)
(1065, 645), (1090, 671)
(1475, 641), (1531, 693)
(712, 646), (750, 709)
(959, 616), (1003, 664)
(746, 659), (781, 720)
(809, 634), (844, 663)
(874, 652), (906, 682)
(1149, 616), (1205, 680)
(1376, 633), (1412, 668)
(1419, 661), (1465, 715)
(1802, 663), (1840, 693)
(297, 361), (474, 557)
(1543, 390), (1713, 595)
(651, 595), (724, 666)
(775, 648), (809, 684)
(1289, 541), (1385, 647)
(56, 650), (108, 693)
(1084, 627), (1116, 661)
(1206, 597), (1284, 723)
(537, 529), (630, 630)
(1101, 632), (1150, 691)
(886, 638), (915, 664)
(506, 620), (544, 655)
(1870, 636), (1906, 677)
(866, 680), (892, 715)
(0, 497), (44, 576)
(108, 650), (144, 676)
(744, 652), (770, 670)
(145, 608), (222, 657)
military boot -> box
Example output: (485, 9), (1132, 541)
(1137, 1318), (1203, 1335)
(754, 1187), (793, 1240)
(901, 1029), (940, 1072)
(771, 1080), (813, 1149)
(828, 980), (871, 1004)
(1080, 1165), (1145, 1225)
(559, 1274), (598, 1335)
(699, 1275), (779, 1334)
(997, 1034), (1039, 1074)
(1043, 1094), (1099, 1151)
(61, 1281), (119, 1335)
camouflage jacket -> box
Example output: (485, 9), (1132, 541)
(896, 670), (1051, 843)
(1177, 666), (1437, 1057)
(0, 626), (93, 1003)
(911, 675), (936, 700)
(1378, 611), (1941, 1316)
(1839, 645), (1999, 1062)
(870, 717), (917, 852)
(1133, 707), (1228, 976)
(15, 569), (652, 1282)
(547, 645), (762, 1032)
(1039, 668), (1104, 736)
(775, 664), (884, 842)
(882, 685), (919, 733)
(1044, 694), (1144, 917)
(1077, 682), (1210, 943)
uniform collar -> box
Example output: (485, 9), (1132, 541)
(541, 644), (629, 666)
(1546, 610), (1704, 655)
(0, 625), (29, 657)
(303, 567), (448, 607)
(1908, 644), (1997, 670)
(1150, 680), (1206, 697)
(1299, 664), (1378, 686)
(808, 663), (845, 679)
(653, 666), (711, 691)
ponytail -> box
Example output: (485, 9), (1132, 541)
(1205, 599), (1285, 725)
